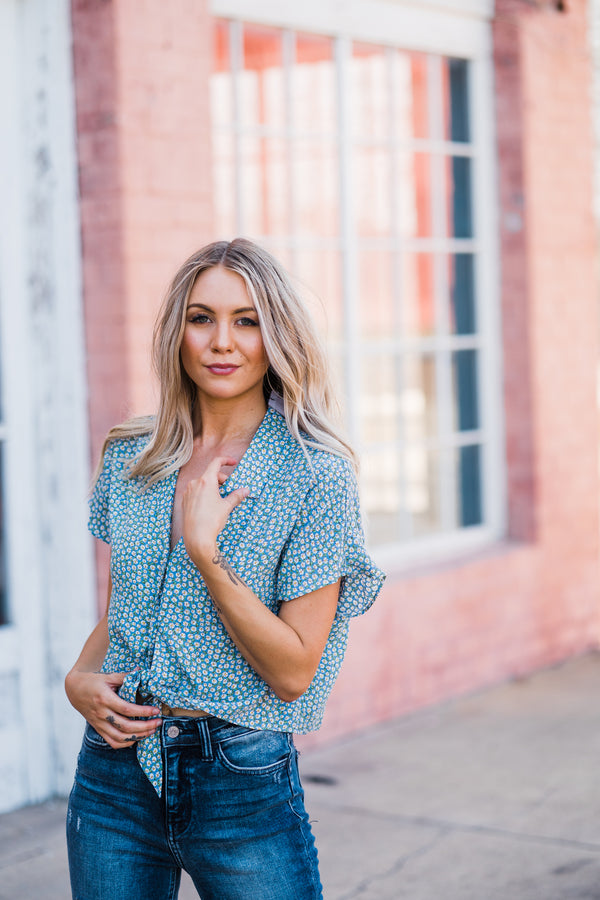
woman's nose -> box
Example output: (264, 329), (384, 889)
(211, 321), (233, 351)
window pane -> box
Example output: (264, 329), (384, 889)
(392, 52), (429, 141)
(241, 25), (285, 129)
(259, 240), (293, 270)
(295, 248), (343, 340)
(351, 43), (389, 141)
(240, 136), (289, 236)
(359, 355), (399, 445)
(404, 444), (441, 536)
(457, 444), (482, 526)
(400, 153), (433, 238)
(213, 131), (236, 236)
(402, 354), (437, 443)
(293, 34), (336, 134)
(365, 444), (442, 541)
(447, 156), (473, 238)
(328, 350), (346, 409)
(402, 254), (436, 337)
(293, 140), (339, 236)
(452, 349), (479, 431)
(358, 249), (394, 341)
(443, 58), (470, 143)
(355, 146), (391, 237)
(449, 254), (476, 334)
(363, 448), (402, 545)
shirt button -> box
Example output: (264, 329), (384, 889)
(167, 725), (180, 738)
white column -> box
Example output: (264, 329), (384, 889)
(0, 0), (96, 808)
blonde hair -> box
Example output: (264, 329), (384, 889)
(99, 238), (355, 485)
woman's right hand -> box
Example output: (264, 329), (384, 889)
(65, 668), (161, 749)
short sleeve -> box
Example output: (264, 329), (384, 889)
(88, 441), (114, 544)
(275, 456), (385, 618)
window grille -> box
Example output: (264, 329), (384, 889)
(212, 19), (490, 550)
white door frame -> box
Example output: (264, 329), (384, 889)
(0, 0), (96, 811)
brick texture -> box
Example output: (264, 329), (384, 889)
(71, 0), (213, 604)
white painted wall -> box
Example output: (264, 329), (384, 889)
(0, 0), (95, 811)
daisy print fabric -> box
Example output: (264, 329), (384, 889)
(89, 402), (385, 794)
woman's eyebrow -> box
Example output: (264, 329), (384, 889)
(187, 302), (257, 314)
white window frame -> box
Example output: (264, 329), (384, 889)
(210, 0), (504, 574)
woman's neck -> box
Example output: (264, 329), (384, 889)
(192, 391), (268, 449)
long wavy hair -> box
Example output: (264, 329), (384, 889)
(97, 238), (355, 485)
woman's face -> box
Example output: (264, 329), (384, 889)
(180, 265), (269, 405)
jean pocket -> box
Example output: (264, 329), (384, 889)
(83, 723), (112, 750)
(216, 728), (292, 775)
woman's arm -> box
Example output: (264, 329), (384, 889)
(182, 457), (340, 702)
(65, 573), (161, 747)
(201, 555), (339, 701)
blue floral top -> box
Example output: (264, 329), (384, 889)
(89, 400), (385, 793)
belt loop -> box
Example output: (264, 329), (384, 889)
(196, 717), (213, 760)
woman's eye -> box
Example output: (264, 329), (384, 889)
(237, 317), (259, 327)
(189, 314), (211, 324)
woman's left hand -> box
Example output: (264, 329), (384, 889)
(182, 456), (249, 565)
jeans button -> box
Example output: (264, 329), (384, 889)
(167, 725), (180, 738)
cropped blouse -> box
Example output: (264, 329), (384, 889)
(89, 402), (385, 793)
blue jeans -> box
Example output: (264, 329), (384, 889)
(66, 717), (322, 900)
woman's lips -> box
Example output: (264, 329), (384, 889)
(206, 364), (240, 375)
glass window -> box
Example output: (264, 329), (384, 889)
(452, 349), (479, 432)
(444, 58), (470, 143)
(448, 156), (473, 238)
(211, 21), (486, 548)
(449, 254), (476, 335)
(457, 444), (482, 527)
(240, 25), (285, 130)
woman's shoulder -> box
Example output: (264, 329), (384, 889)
(102, 416), (155, 461)
(292, 442), (357, 502)
(308, 455), (358, 519)
(269, 407), (355, 487)
(305, 445), (354, 481)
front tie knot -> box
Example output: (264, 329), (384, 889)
(118, 668), (164, 796)
(119, 667), (145, 704)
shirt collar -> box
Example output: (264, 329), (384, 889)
(219, 404), (285, 500)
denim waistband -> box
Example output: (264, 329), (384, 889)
(159, 715), (258, 760)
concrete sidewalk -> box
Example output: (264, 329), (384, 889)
(3, 653), (600, 899)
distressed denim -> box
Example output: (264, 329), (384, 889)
(66, 717), (322, 900)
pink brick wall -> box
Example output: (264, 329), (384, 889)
(112, 0), (214, 416)
(73, 0), (213, 454)
(72, 0), (213, 606)
(71, 0), (600, 742)
(72, 0), (128, 462)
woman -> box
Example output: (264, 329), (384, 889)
(65, 238), (385, 900)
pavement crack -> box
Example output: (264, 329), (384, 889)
(335, 826), (452, 900)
